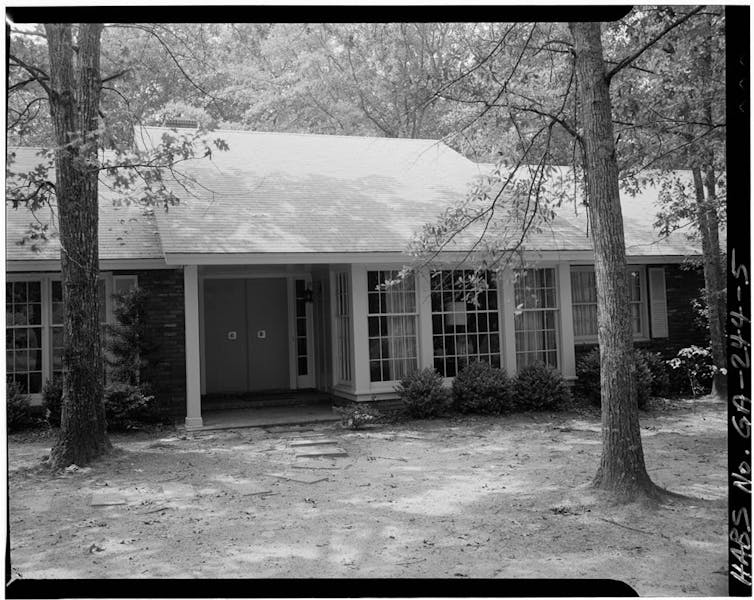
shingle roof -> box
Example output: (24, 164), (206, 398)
(6, 147), (163, 263)
(142, 128), (488, 255)
(6, 130), (700, 264)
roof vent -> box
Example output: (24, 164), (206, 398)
(162, 118), (199, 129)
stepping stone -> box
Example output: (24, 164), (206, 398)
(222, 481), (274, 497)
(289, 438), (338, 447)
(267, 472), (329, 484)
(161, 482), (196, 499)
(295, 448), (348, 459)
(90, 492), (127, 507)
(291, 463), (343, 470)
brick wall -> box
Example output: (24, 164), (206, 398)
(114, 268), (186, 415)
(574, 263), (708, 363)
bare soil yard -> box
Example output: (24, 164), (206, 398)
(8, 398), (727, 595)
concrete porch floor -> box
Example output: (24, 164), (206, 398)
(183, 402), (341, 432)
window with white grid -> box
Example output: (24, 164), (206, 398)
(430, 270), (501, 377)
(6, 281), (43, 394)
(335, 272), (352, 383)
(367, 270), (418, 382)
(514, 268), (559, 369)
(570, 267), (647, 342)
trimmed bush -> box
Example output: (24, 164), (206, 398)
(637, 349), (672, 398)
(42, 376), (63, 427)
(395, 368), (451, 418)
(7, 380), (37, 432)
(575, 348), (652, 410)
(452, 360), (510, 414)
(104, 383), (155, 431)
(511, 362), (570, 411)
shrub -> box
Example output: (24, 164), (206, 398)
(452, 361), (510, 414)
(104, 383), (155, 431)
(395, 368), (451, 418)
(42, 376), (63, 427)
(667, 345), (717, 397)
(333, 402), (381, 429)
(575, 348), (652, 410)
(511, 362), (570, 411)
(636, 349), (672, 398)
(7, 380), (37, 432)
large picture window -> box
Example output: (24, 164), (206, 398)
(367, 270), (418, 382)
(570, 267), (647, 342)
(514, 268), (559, 369)
(430, 270), (501, 377)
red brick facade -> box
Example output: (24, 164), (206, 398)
(575, 263), (708, 362)
(115, 268), (186, 415)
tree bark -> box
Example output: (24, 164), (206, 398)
(45, 23), (111, 469)
(692, 166), (727, 398)
(570, 22), (660, 501)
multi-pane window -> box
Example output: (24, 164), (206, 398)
(367, 270), (418, 382)
(514, 268), (559, 369)
(6, 274), (129, 397)
(294, 279), (309, 376)
(570, 267), (646, 341)
(430, 270), (501, 377)
(335, 272), (352, 383)
(6, 281), (43, 393)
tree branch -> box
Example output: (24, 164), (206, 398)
(8, 54), (52, 96)
(606, 6), (704, 82)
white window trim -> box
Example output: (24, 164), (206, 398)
(365, 268), (420, 384)
(513, 266), (561, 370)
(570, 265), (650, 344)
(5, 272), (138, 403)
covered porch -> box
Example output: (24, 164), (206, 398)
(180, 259), (580, 430)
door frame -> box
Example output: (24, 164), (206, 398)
(199, 271), (316, 394)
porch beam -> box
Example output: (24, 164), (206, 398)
(184, 264), (203, 429)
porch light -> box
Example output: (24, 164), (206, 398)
(303, 288), (314, 303)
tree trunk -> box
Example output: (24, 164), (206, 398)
(692, 166), (727, 398)
(569, 22), (660, 501)
(696, 14), (727, 399)
(45, 23), (111, 469)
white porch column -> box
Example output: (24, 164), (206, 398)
(557, 262), (577, 380)
(184, 264), (203, 429)
(416, 268), (434, 370)
(500, 269), (518, 376)
(351, 264), (370, 399)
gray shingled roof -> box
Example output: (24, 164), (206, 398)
(5, 130), (700, 264)
(6, 147), (163, 262)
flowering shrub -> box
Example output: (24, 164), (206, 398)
(667, 346), (722, 397)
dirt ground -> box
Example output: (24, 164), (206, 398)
(8, 398), (727, 595)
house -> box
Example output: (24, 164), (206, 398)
(5, 128), (707, 429)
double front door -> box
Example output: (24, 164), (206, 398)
(203, 277), (312, 394)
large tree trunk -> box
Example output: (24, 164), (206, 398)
(46, 23), (111, 469)
(692, 166), (727, 398)
(569, 22), (660, 501)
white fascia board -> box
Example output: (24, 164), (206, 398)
(6, 258), (171, 272)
